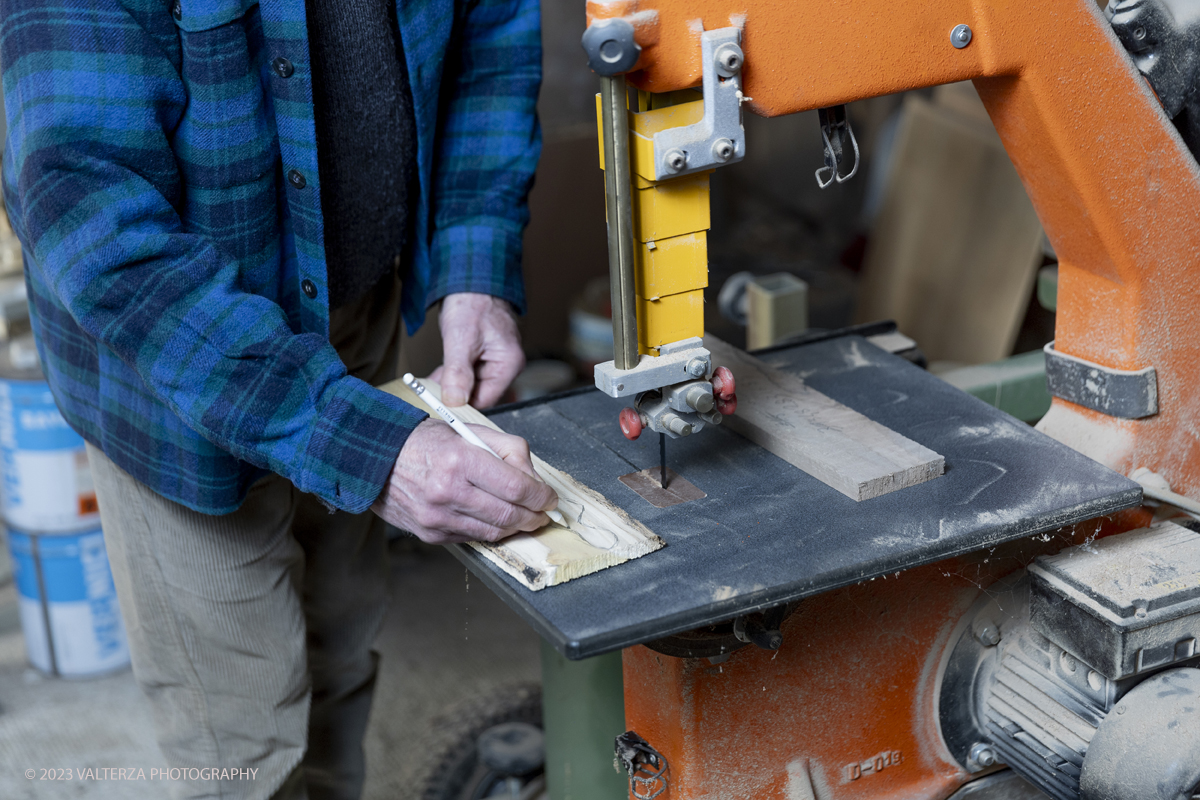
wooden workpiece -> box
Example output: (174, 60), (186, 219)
(706, 336), (945, 500)
(379, 379), (664, 591)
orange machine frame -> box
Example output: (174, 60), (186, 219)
(585, 0), (1199, 797)
(588, 0), (1200, 500)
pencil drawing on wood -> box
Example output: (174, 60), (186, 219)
(379, 378), (665, 591)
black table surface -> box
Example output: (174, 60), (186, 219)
(452, 335), (1142, 659)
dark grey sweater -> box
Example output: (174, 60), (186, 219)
(306, 0), (417, 309)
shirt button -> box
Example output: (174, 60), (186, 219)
(272, 57), (294, 79)
(287, 169), (306, 189)
(171, 0), (182, 19)
(301, 279), (318, 300)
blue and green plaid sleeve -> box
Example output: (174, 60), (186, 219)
(427, 0), (543, 313)
(2, 0), (425, 513)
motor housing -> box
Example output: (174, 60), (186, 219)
(939, 522), (1200, 800)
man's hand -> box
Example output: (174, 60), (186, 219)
(373, 418), (558, 544)
(431, 293), (524, 408)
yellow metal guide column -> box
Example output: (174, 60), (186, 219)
(596, 92), (711, 355)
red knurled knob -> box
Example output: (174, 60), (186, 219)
(619, 407), (644, 440)
(712, 366), (736, 399)
(715, 392), (738, 416)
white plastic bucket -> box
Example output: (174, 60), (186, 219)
(0, 374), (99, 532)
(7, 526), (129, 677)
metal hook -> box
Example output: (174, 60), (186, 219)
(615, 731), (670, 800)
(815, 105), (860, 188)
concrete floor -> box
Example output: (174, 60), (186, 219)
(0, 538), (542, 799)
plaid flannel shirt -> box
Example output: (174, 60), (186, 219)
(0, 0), (542, 514)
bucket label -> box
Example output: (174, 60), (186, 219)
(0, 379), (98, 529)
(0, 381), (81, 451)
(7, 528), (130, 676)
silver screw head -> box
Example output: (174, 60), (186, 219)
(975, 624), (1000, 647)
(714, 43), (744, 77)
(1060, 651), (1078, 673)
(712, 138), (735, 162)
(686, 357), (708, 377)
(951, 24), (973, 48)
(663, 149), (688, 174)
(968, 742), (997, 771)
(1134, 25), (1146, 39)
(600, 38), (626, 64)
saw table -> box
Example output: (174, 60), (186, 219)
(453, 332), (1141, 660)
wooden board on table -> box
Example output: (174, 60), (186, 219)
(706, 336), (944, 500)
(379, 378), (664, 591)
(855, 87), (1045, 366)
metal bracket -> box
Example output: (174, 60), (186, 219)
(651, 27), (747, 181)
(635, 391), (713, 439)
(594, 337), (711, 398)
(1043, 341), (1158, 420)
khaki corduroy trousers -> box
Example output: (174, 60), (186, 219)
(90, 276), (405, 800)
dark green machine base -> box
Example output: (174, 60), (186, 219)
(540, 642), (628, 800)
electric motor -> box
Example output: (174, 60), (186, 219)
(939, 521), (1200, 800)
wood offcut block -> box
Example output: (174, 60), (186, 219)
(706, 336), (944, 501)
(746, 272), (808, 351)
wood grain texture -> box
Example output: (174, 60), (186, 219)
(706, 336), (944, 500)
(855, 88), (1044, 366)
(378, 379), (664, 591)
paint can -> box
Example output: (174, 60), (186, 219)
(6, 525), (129, 677)
(0, 337), (99, 532)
